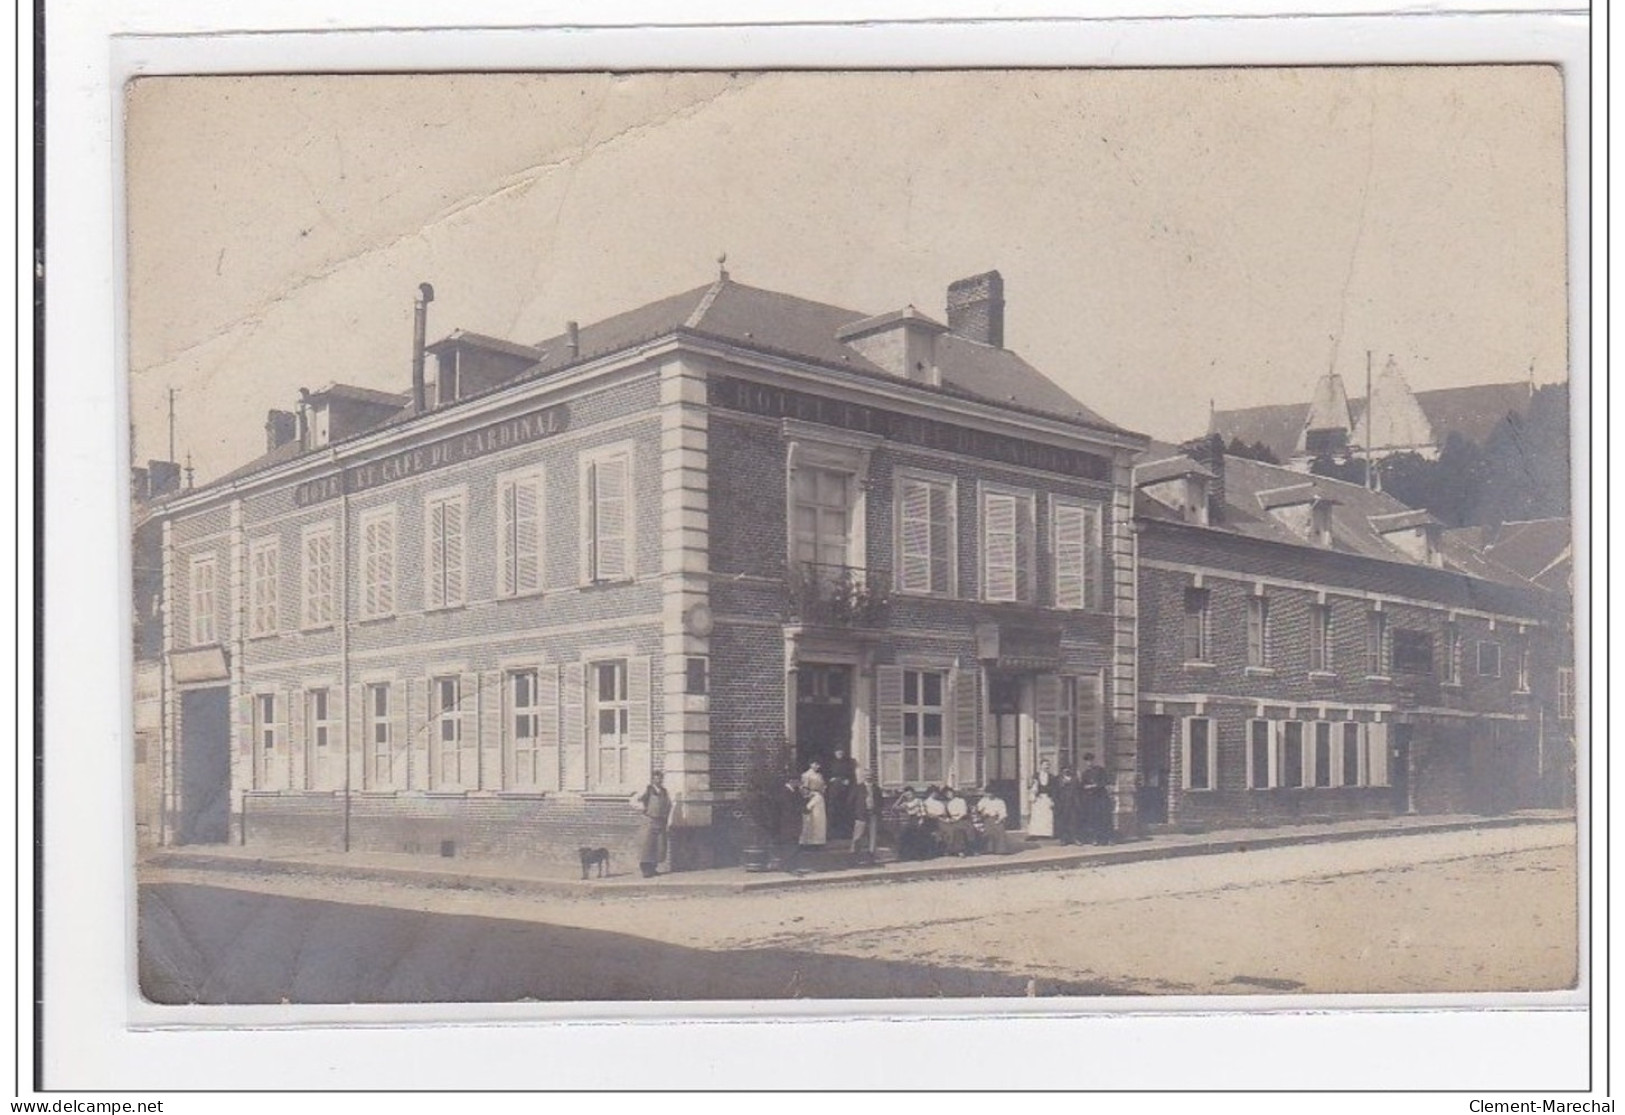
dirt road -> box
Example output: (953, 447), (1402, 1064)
(140, 822), (1577, 1002)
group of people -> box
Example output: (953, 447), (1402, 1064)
(774, 749), (886, 871)
(1027, 754), (1115, 846)
(894, 783), (1022, 860)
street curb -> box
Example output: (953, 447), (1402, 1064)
(145, 813), (1571, 900)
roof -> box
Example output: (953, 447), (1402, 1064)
(308, 383), (411, 408)
(1446, 518), (1573, 592)
(1368, 508), (1440, 533)
(180, 274), (1139, 496)
(1211, 380), (1537, 462)
(1134, 455), (1215, 486)
(1135, 443), (1543, 588)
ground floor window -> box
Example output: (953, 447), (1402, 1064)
(1243, 717), (1389, 790)
(902, 670), (946, 785)
(1312, 721), (1333, 787)
(253, 692), (280, 788)
(1182, 716), (1214, 790)
(365, 682), (393, 788)
(1248, 719), (1274, 789)
(1281, 721), (1305, 788)
(431, 675), (474, 789)
(591, 660), (631, 790)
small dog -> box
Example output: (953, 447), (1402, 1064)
(578, 846), (610, 879)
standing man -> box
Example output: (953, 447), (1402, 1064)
(826, 747), (858, 842)
(1081, 753), (1113, 845)
(632, 770), (673, 878)
(849, 765), (882, 865)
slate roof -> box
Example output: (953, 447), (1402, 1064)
(1134, 441), (1541, 589)
(1446, 518), (1573, 592)
(1210, 380), (1537, 462)
(184, 275), (1136, 494)
(1134, 455), (1215, 486)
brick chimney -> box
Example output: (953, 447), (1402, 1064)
(265, 408), (299, 452)
(946, 270), (1005, 348)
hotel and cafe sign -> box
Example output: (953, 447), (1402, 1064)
(293, 403), (571, 507)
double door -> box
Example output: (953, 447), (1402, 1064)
(985, 674), (1027, 827)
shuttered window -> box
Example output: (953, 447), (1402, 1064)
(498, 469), (544, 598)
(425, 492), (466, 610)
(359, 508), (396, 620)
(896, 475), (954, 595)
(431, 675), (474, 790)
(188, 555), (217, 646)
(1052, 499), (1101, 611)
(249, 539), (279, 637)
(365, 682), (394, 789)
(981, 488), (1035, 603)
(508, 666), (560, 791)
(301, 524), (335, 629)
(585, 453), (631, 582)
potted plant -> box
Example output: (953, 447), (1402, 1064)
(738, 737), (793, 872)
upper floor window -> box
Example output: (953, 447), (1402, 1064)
(583, 449), (632, 583)
(301, 523), (335, 629)
(358, 507), (397, 620)
(1477, 640), (1502, 679)
(188, 555), (217, 646)
(498, 468), (545, 598)
(1514, 639), (1531, 693)
(1246, 595), (1271, 668)
(1310, 604), (1333, 673)
(1182, 587), (1211, 663)
(794, 466), (854, 577)
(248, 538), (279, 638)
(895, 473), (955, 596)
(1052, 498), (1103, 611)
(1392, 628), (1433, 676)
(981, 487), (1036, 604)
(1558, 666), (1575, 720)
(424, 491), (466, 610)
(1365, 611), (1389, 677)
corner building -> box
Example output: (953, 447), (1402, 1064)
(156, 270), (1149, 869)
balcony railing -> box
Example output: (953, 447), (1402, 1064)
(786, 562), (889, 628)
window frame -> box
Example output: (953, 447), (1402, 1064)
(1182, 716), (1216, 791)
(893, 468), (958, 598)
(253, 691), (279, 789)
(1339, 721), (1365, 788)
(1558, 666), (1575, 720)
(581, 445), (635, 585)
(423, 486), (468, 612)
(364, 681), (394, 790)
(1514, 639), (1531, 693)
(1182, 586), (1212, 664)
(1246, 594), (1271, 668)
(248, 537), (280, 638)
(1309, 603), (1333, 673)
(508, 667), (544, 790)
(1280, 720), (1307, 788)
(1442, 623), (1463, 684)
(978, 483), (1037, 605)
(1051, 495), (1104, 612)
(1246, 718), (1276, 790)
(1365, 610), (1389, 678)
(1477, 640), (1502, 679)
(588, 659), (632, 792)
(497, 465), (546, 599)
(900, 668), (948, 786)
(357, 505), (397, 621)
(188, 553), (218, 647)
(1309, 720), (1334, 788)
(429, 674), (475, 791)
(1391, 627), (1434, 677)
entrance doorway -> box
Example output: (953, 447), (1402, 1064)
(1137, 714), (1172, 825)
(795, 665), (853, 774)
(1390, 723), (1412, 814)
(178, 687), (231, 844)
(986, 674), (1026, 826)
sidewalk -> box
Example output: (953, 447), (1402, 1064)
(145, 809), (1574, 899)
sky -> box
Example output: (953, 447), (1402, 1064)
(125, 67), (1569, 483)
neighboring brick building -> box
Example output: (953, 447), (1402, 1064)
(1133, 437), (1574, 830)
(153, 268), (1150, 870)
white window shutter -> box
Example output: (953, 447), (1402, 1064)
(515, 477), (541, 594)
(1017, 496), (1036, 603)
(594, 457), (629, 580)
(561, 662), (587, 790)
(627, 656), (653, 786)
(953, 667), (979, 789)
(536, 664), (561, 792)
(1076, 670), (1105, 760)
(377, 517), (394, 614)
(1367, 723), (1390, 786)
(427, 501), (446, 608)
(983, 493), (1017, 601)
(1054, 503), (1088, 610)
(876, 665), (905, 787)
(289, 687), (307, 790)
(899, 479), (932, 592)
(930, 485), (953, 593)
(479, 670), (502, 790)
(1036, 674), (1061, 769)
(445, 501), (465, 606)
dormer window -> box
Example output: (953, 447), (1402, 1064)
(1135, 456), (1214, 526)
(1369, 509), (1444, 566)
(1256, 483), (1336, 545)
(1310, 499), (1334, 547)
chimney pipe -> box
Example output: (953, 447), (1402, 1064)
(566, 320), (580, 361)
(412, 282), (435, 414)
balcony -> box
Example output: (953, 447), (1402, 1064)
(785, 562), (889, 628)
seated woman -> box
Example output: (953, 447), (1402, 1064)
(896, 788), (937, 861)
(975, 790), (1017, 854)
(937, 786), (975, 857)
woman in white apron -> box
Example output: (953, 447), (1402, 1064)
(799, 760), (828, 847)
(1028, 759), (1056, 838)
